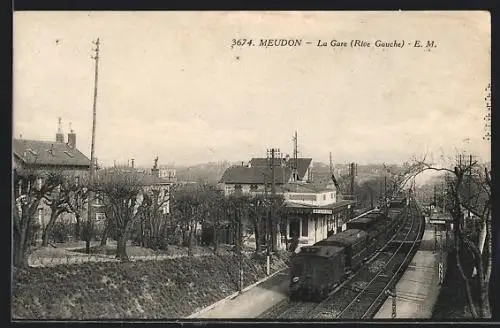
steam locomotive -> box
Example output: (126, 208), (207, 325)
(289, 196), (408, 301)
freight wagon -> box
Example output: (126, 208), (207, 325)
(289, 245), (345, 300)
(289, 203), (407, 301)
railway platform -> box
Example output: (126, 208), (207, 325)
(189, 269), (290, 319)
(374, 223), (448, 319)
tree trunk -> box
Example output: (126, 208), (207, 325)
(140, 217), (145, 247)
(75, 214), (81, 238)
(283, 223), (289, 251)
(116, 232), (129, 261)
(13, 230), (28, 268)
(85, 239), (91, 254)
(100, 221), (108, 246)
(41, 210), (59, 247)
(456, 236), (478, 318)
(253, 219), (260, 253)
(212, 224), (218, 255)
(484, 207), (492, 317)
(272, 222), (279, 252)
(463, 236), (487, 317)
(187, 221), (194, 256)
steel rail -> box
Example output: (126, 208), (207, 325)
(334, 200), (419, 318)
(360, 202), (425, 318)
(278, 203), (412, 319)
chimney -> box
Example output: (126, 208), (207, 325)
(67, 123), (76, 149)
(56, 117), (64, 143)
(131, 159), (135, 168)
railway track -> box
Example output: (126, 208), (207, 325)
(259, 198), (424, 320)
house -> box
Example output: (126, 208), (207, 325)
(218, 157), (313, 196)
(13, 119), (93, 230)
(218, 155), (355, 252)
(157, 166), (177, 182)
(13, 134), (90, 175)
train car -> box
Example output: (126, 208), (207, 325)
(346, 216), (378, 231)
(387, 208), (405, 234)
(389, 196), (407, 209)
(347, 216), (381, 256)
(319, 229), (368, 272)
(290, 245), (346, 301)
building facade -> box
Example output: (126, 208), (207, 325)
(218, 156), (355, 252)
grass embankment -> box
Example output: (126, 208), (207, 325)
(12, 252), (290, 319)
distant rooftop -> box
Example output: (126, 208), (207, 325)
(13, 139), (90, 167)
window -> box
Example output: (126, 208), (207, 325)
(95, 213), (106, 221)
(289, 218), (300, 238)
(250, 184), (258, 191)
(331, 193), (334, 199)
(323, 194), (326, 201)
(301, 218), (308, 237)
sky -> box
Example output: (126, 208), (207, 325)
(13, 11), (491, 168)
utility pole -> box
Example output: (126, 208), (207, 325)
(349, 163), (355, 198)
(292, 132), (298, 181)
(384, 175), (387, 207)
(86, 37), (100, 252)
(433, 184), (437, 210)
(236, 207), (243, 291)
(468, 154), (472, 219)
(266, 148), (280, 275)
(379, 180), (383, 206)
(329, 152), (333, 174)
(443, 178), (446, 213)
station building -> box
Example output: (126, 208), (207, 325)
(218, 156), (355, 252)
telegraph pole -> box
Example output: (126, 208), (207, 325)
(266, 148), (280, 275)
(468, 154), (472, 219)
(443, 178), (446, 213)
(86, 38), (100, 238)
(349, 163), (355, 198)
(379, 180), (383, 206)
(292, 132), (298, 181)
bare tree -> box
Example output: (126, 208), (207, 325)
(41, 184), (71, 247)
(13, 167), (65, 268)
(404, 155), (492, 318)
(139, 183), (172, 250)
(248, 194), (268, 253)
(96, 169), (148, 261)
(65, 176), (89, 239)
(197, 184), (226, 254)
(269, 194), (285, 252)
(171, 184), (204, 256)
